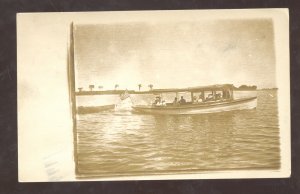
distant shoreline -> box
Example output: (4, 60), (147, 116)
(233, 88), (277, 91)
(233, 88), (256, 91)
(257, 88), (278, 91)
(76, 88), (277, 96)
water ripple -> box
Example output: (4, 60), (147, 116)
(76, 90), (280, 177)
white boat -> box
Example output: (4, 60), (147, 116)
(132, 84), (257, 115)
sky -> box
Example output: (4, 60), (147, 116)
(74, 19), (276, 91)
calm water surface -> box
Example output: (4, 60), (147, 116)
(76, 90), (279, 178)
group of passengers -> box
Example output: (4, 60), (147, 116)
(153, 96), (167, 106)
(153, 96), (186, 106)
(205, 93), (223, 101)
(172, 96), (187, 105)
(172, 95), (203, 105)
(152, 92), (224, 106)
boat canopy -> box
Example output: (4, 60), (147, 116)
(151, 84), (234, 94)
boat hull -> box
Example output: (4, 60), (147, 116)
(132, 97), (257, 115)
(77, 104), (115, 114)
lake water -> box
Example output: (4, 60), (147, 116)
(75, 90), (280, 178)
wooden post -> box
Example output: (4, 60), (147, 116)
(68, 22), (78, 174)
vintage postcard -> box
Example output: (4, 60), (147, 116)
(17, 9), (290, 181)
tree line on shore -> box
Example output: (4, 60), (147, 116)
(77, 84), (263, 92)
(77, 84), (153, 92)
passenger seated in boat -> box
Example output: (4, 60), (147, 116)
(179, 96), (186, 104)
(153, 96), (161, 105)
(153, 96), (167, 106)
(197, 95), (203, 103)
(156, 100), (167, 106)
(173, 97), (179, 105)
(192, 96), (202, 103)
(206, 94), (214, 101)
(215, 93), (222, 100)
(193, 96), (198, 103)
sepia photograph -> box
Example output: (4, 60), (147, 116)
(17, 9), (290, 181)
